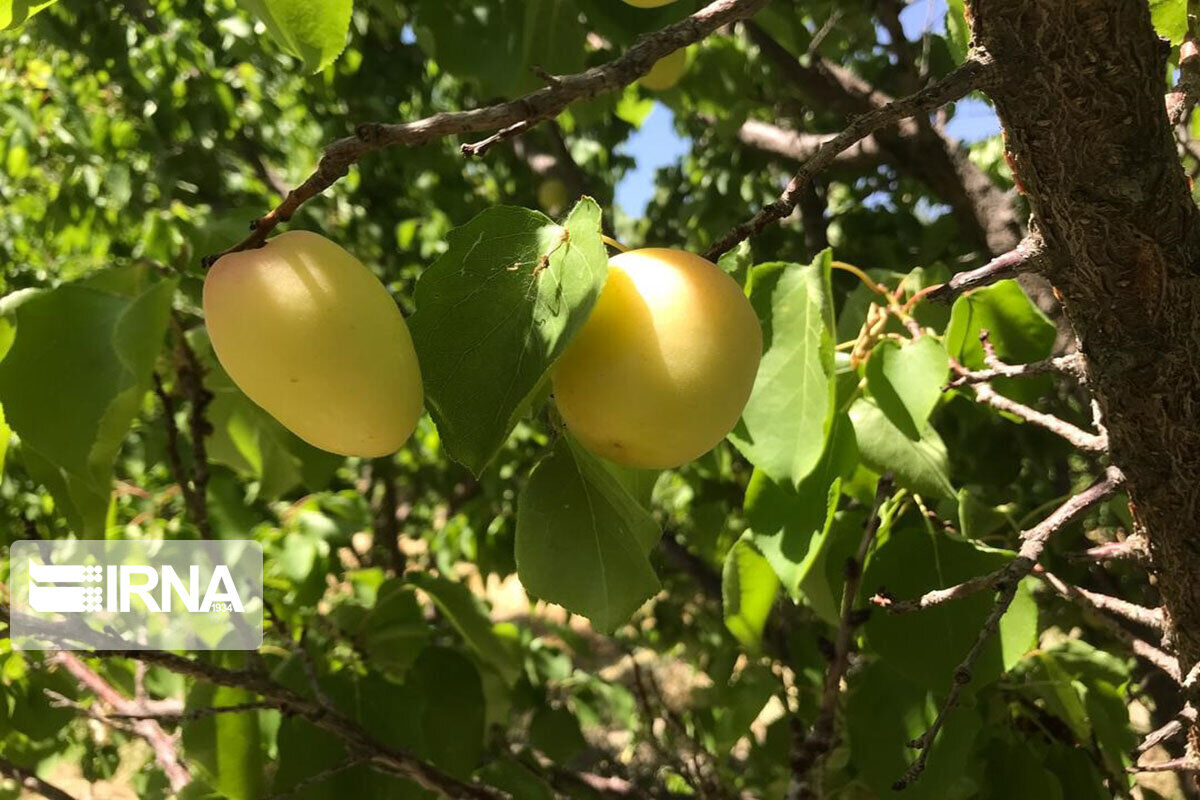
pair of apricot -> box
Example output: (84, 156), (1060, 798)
(204, 232), (760, 469)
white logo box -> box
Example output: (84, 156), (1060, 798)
(10, 539), (263, 651)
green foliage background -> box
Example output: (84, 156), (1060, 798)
(0, 0), (1176, 797)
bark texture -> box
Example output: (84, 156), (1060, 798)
(968, 0), (1200, 696)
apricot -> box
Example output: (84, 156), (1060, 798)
(622, 0), (678, 7)
(551, 248), (762, 469)
(203, 231), (423, 458)
(640, 48), (688, 91)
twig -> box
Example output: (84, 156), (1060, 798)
(1136, 705), (1197, 755)
(893, 467), (1125, 789)
(925, 239), (1046, 303)
(0, 601), (511, 800)
(1129, 757), (1200, 774)
(788, 475), (895, 800)
(947, 333), (1088, 388)
(871, 567), (1004, 614)
(204, 0), (772, 265)
(50, 652), (192, 792)
(1166, 38), (1200, 125)
(105, 701), (280, 722)
(704, 57), (992, 260)
(1043, 579), (1163, 631)
(0, 756), (76, 800)
(950, 361), (1108, 453)
(1038, 570), (1179, 681)
(170, 315), (212, 538)
(151, 373), (209, 533)
(461, 120), (536, 157)
(1073, 535), (1152, 566)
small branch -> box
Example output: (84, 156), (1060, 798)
(1136, 705), (1197, 755)
(1166, 38), (1200, 125)
(106, 701), (280, 722)
(0, 756), (76, 800)
(1074, 535), (1152, 566)
(1038, 570), (1179, 681)
(461, 119), (536, 157)
(51, 652), (192, 792)
(871, 567), (1003, 614)
(703, 56), (992, 259)
(1047, 580), (1163, 631)
(1129, 757), (1200, 774)
(170, 315), (213, 538)
(947, 332), (1088, 388)
(733, 118), (883, 170)
(950, 360), (1108, 452)
(151, 373), (209, 533)
(893, 467), (1125, 789)
(925, 239), (1046, 303)
(788, 475), (895, 799)
(205, 0), (772, 265)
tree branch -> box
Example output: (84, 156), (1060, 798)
(1136, 705), (1196, 755)
(947, 335), (1088, 388)
(891, 467), (1125, 789)
(734, 119), (883, 169)
(204, 0), (771, 265)
(704, 56), (992, 260)
(744, 21), (1020, 256)
(0, 757), (76, 800)
(925, 238), (1047, 303)
(50, 652), (192, 792)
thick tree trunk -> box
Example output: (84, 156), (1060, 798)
(966, 0), (1200, 708)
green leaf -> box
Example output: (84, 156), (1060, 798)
(516, 436), (661, 632)
(359, 581), (431, 676)
(409, 199), (608, 474)
(476, 759), (553, 800)
(743, 412), (856, 605)
(236, 0), (353, 73)
(945, 279), (1055, 402)
(1150, 0), (1188, 44)
(849, 398), (954, 499)
(415, 0), (524, 95)
(862, 529), (1038, 691)
(944, 0), (970, 63)
(0, 265), (176, 535)
(182, 683), (266, 800)
(528, 706), (587, 764)
(406, 572), (522, 685)
(521, 0), (587, 79)
(0, 0), (58, 30)
(865, 337), (948, 440)
(408, 647), (487, 778)
(721, 536), (780, 651)
(846, 660), (983, 799)
(729, 250), (837, 487)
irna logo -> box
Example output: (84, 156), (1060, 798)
(11, 540), (263, 651)
(27, 561), (245, 614)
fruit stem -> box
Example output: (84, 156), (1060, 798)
(601, 235), (630, 253)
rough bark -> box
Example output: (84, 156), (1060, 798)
(967, 0), (1200, 725)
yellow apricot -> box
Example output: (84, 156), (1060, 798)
(640, 48), (688, 91)
(551, 248), (762, 469)
(203, 230), (423, 458)
(623, 0), (678, 7)
(537, 178), (569, 212)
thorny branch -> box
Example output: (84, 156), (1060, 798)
(788, 475), (895, 800)
(204, 0), (772, 265)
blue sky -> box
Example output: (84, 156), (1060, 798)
(614, 0), (1002, 216)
